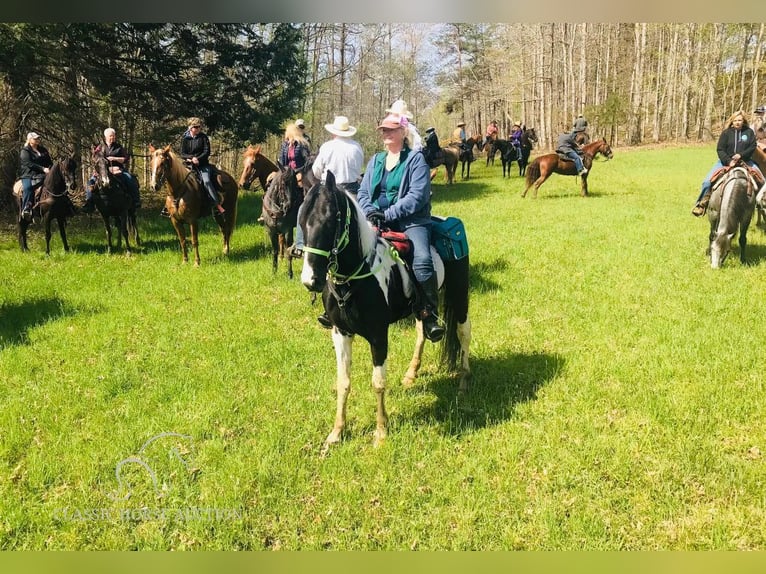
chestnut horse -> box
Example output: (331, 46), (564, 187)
(522, 138), (614, 198)
(13, 157), (78, 254)
(238, 144), (278, 191)
(149, 145), (238, 266)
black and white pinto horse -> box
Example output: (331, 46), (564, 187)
(299, 172), (472, 454)
(707, 164), (758, 268)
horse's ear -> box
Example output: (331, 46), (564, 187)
(325, 170), (336, 189)
(163, 145), (172, 154)
(277, 161), (286, 172)
(148, 143), (156, 153)
(254, 144), (262, 155)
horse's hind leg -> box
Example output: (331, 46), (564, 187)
(456, 316), (473, 393)
(190, 222), (201, 266)
(322, 330), (355, 456)
(402, 322), (426, 387)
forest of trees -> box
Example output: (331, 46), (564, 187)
(1, 22), (764, 208)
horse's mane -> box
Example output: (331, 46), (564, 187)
(347, 191), (378, 258)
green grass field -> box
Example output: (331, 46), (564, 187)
(2, 144), (766, 550)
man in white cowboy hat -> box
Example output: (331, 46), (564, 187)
(753, 105), (766, 145)
(290, 115), (364, 258)
(386, 99), (422, 151)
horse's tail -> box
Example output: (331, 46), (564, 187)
(439, 256), (470, 372)
(526, 159), (540, 186)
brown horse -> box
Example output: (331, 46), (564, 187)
(91, 147), (140, 255)
(149, 145), (238, 266)
(238, 144), (278, 191)
(12, 157), (78, 254)
(430, 146), (459, 184)
(522, 138), (614, 198)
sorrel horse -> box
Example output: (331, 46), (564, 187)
(430, 146), (459, 184)
(707, 164), (757, 268)
(262, 162), (303, 279)
(149, 145), (239, 266)
(299, 172), (472, 454)
(522, 138), (614, 198)
(13, 157), (78, 254)
(91, 147), (140, 255)
(238, 144), (278, 191)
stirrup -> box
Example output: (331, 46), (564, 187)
(691, 204), (706, 217)
(288, 245), (303, 258)
(317, 313), (332, 329)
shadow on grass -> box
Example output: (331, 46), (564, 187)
(430, 180), (498, 206)
(469, 258), (507, 292)
(0, 297), (76, 348)
(422, 350), (564, 438)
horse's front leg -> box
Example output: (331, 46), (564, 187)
(322, 329), (355, 456)
(368, 332), (389, 448)
(172, 219), (188, 263)
(190, 222), (201, 266)
(270, 232), (280, 273)
(44, 214), (53, 256)
(120, 214), (132, 256)
(58, 216), (70, 252)
(403, 320), (426, 387)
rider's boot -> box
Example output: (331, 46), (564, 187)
(415, 275), (445, 343)
(692, 190), (711, 217)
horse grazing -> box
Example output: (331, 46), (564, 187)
(707, 165), (757, 268)
(91, 147), (140, 255)
(262, 162), (303, 279)
(522, 138), (614, 198)
(238, 144), (278, 191)
(149, 145), (238, 266)
(13, 157), (78, 254)
(299, 172), (472, 454)
(518, 128), (538, 177)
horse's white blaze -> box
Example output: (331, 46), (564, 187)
(300, 258), (316, 287)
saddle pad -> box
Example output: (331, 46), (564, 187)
(381, 230), (411, 256)
(431, 216), (468, 261)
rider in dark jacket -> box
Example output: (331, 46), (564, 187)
(556, 129), (587, 175)
(692, 110), (764, 216)
(180, 117), (224, 215)
(19, 132), (52, 220)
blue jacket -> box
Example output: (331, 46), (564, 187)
(357, 148), (432, 228)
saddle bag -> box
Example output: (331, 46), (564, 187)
(431, 216), (469, 261)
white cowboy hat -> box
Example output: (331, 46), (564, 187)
(385, 99), (414, 120)
(295, 118), (306, 128)
(324, 116), (357, 137)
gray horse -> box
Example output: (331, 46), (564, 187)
(707, 165), (757, 268)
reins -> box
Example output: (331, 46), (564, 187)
(302, 187), (386, 286)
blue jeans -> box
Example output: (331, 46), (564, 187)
(403, 223), (435, 283)
(21, 177), (42, 212)
(697, 160), (764, 202)
(199, 165), (218, 205)
(565, 151), (584, 172)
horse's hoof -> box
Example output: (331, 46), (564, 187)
(373, 429), (387, 448)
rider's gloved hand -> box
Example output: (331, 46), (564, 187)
(366, 210), (386, 229)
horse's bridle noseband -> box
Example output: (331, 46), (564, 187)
(302, 188), (385, 285)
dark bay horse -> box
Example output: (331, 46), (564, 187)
(518, 127), (538, 177)
(522, 138), (614, 198)
(487, 139), (518, 178)
(13, 157), (78, 254)
(298, 172), (472, 454)
(707, 165), (757, 268)
(149, 145), (238, 266)
(238, 144), (278, 191)
(91, 147), (140, 255)
(262, 162), (303, 279)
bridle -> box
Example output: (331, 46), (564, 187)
(302, 187), (385, 286)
